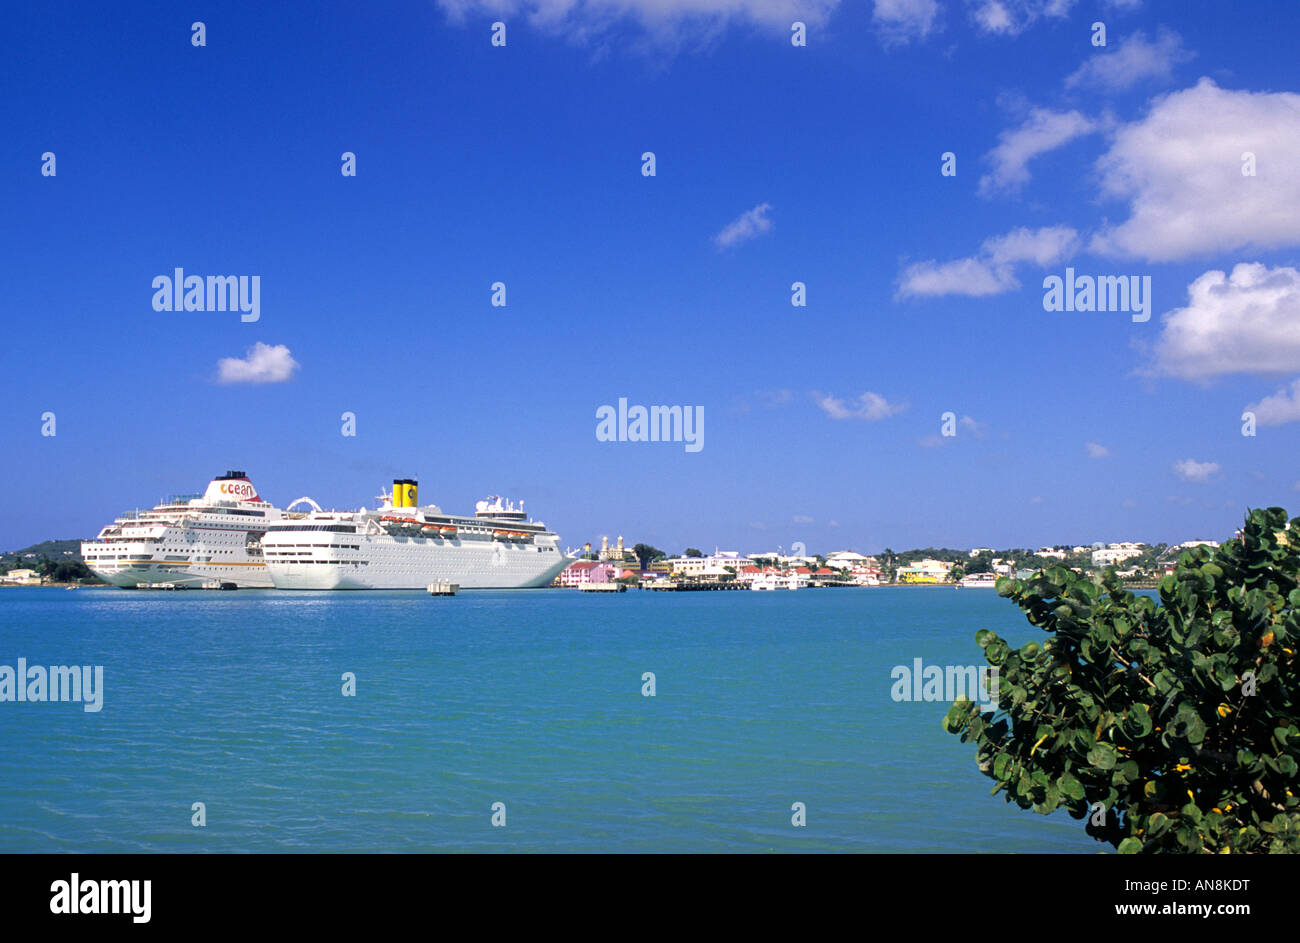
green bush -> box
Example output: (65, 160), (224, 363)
(943, 507), (1300, 853)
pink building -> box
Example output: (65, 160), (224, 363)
(557, 560), (621, 587)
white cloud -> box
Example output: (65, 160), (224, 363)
(1151, 263), (1300, 380)
(437, 0), (839, 44)
(873, 0), (939, 45)
(897, 256), (1012, 298)
(897, 225), (1078, 298)
(1064, 29), (1192, 93)
(983, 226), (1079, 267)
(815, 391), (907, 421)
(1028, 495), (1044, 504)
(216, 343), (299, 385)
(793, 514), (815, 524)
(1085, 442), (1111, 458)
(1245, 378), (1300, 427)
(715, 202), (773, 249)
(1091, 79), (1300, 262)
(1172, 459), (1220, 483)
(979, 108), (1097, 196)
(968, 0), (1074, 36)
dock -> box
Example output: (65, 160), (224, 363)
(644, 580), (747, 591)
(579, 582), (626, 592)
(426, 581), (459, 596)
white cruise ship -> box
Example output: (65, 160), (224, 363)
(262, 480), (571, 590)
(81, 471), (283, 588)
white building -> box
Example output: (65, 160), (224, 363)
(747, 552), (818, 567)
(597, 535), (637, 564)
(825, 551), (876, 568)
(1092, 546), (1143, 566)
(665, 552), (746, 577)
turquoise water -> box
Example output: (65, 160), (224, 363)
(0, 586), (1099, 852)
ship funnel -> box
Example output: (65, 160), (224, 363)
(392, 478), (418, 508)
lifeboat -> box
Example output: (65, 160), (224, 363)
(439, 526), (457, 537)
(493, 530), (508, 540)
(420, 524), (441, 537)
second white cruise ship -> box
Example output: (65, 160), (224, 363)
(261, 480), (571, 589)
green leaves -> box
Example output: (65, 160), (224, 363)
(945, 506), (1300, 854)
(1087, 744), (1118, 770)
(1123, 703), (1153, 739)
(1169, 704), (1207, 746)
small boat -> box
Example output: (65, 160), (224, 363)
(439, 526), (457, 538)
(420, 524), (441, 537)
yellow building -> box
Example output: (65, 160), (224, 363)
(2, 569), (41, 585)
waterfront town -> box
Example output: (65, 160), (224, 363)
(551, 535), (1225, 591)
(0, 533), (1225, 590)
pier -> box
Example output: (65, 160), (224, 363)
(644, 580), (747, 591)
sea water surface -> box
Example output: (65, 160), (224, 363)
(0, 586), (1100, 853)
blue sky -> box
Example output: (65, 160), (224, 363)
(4, 0), (1300, 555)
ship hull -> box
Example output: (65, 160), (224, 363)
(266, 535), (571, 590)
(82, 554), (273, 589)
